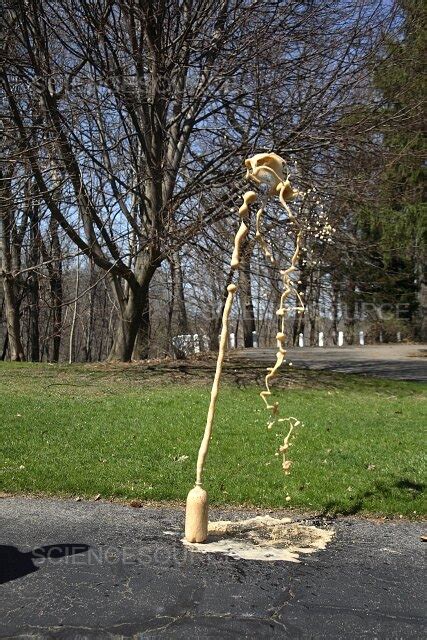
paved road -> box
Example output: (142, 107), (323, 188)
(233, 344), (427, 381)
(1, 498), (425, 638)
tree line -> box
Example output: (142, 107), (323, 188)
(1, 0), (425, 362)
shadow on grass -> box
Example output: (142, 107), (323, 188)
(319, 478), (425, 517)
(0, 543), (89, 585)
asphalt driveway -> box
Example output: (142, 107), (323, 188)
(234, 344), (427, 381)
(0, 498), (425, 638)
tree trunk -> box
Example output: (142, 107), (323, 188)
(69, 258), (80, 364)
(40, 213), (63, 362)
(1, 331), (8, 361)
(50, 271), (62, 362)
(239, 242), (256, 347)
(344, 278), (356, 345)
(132, 291), (150, 360)
(97, 288), (108, 361)
(27, 204), (40, 361)
(50, 217), (63, 362)
(0, 296), (5, 360)
(293, 306), (306, 346)
(331, 281), (340, 345)
(170, 252), (189, 335)
(309, 312), (317, 346)
(308, 270), (321, 346)
(0, 183), (25, 361)
(419, 279), (427, 342)
(292, 259), (307, 345)
(27, 272), (40, 361)
(208, 305), (222, 352)
(416, 245), (427, 342)
(168, 252), (189, 358)
(3, 275), (25, 361)
(108, 281), (151, 362)
(84, 259), (95, 362)
(107, 239), (159, 361)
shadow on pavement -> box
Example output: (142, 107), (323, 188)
(0, 543), (90, 585)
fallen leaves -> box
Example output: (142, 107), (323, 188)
(129, 499), (143, 508)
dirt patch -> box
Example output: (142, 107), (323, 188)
(83, 353), (341, 390)
(408, 349), (427, 358)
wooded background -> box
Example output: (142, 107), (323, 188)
(1, 0), (425, 362)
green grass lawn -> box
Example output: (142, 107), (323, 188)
(0, 361), (425, 517)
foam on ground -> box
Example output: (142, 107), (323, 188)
(182, 514), (334, 562)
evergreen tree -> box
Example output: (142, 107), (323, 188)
(361, 0), (426, 339)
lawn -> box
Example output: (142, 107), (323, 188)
(0, 361), (425, 517)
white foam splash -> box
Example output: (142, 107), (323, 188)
(182, 515), (334, 562)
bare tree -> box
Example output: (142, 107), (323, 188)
(0, 167), (26, 361)
(3, 0), (418, 361)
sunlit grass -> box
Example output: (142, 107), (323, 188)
(0, 362), (425, 516)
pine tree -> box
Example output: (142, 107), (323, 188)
(361, 0), (426, 339)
